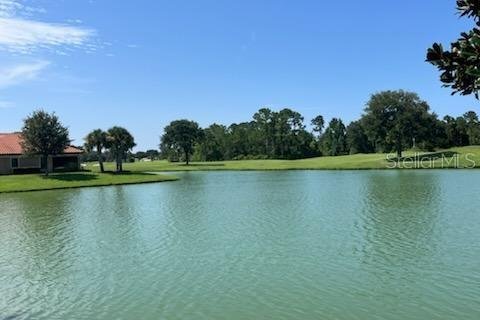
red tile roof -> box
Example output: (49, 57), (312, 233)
(0, 133), (83, 155)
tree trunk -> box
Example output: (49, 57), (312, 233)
(396, 141), (402, 160)
(116, 155), (121, 172)
(97, 146), (104, 173)
(99, 159), (104, 173)
(119, 153), (124, 172)
(185, 149), (190, 165)
(43, 155), (49, 176)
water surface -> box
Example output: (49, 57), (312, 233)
(1, 171), (479, 319)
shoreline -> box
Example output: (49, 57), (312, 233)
(0, 172), (178, 194)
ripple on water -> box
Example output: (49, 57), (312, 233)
(1, 171), (480, 320)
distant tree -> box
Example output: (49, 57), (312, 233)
(443, 115), (469, 147)
(145, 149), (160, 160)
(197, 124), (229, 161)
(134, 151), (147, 160)
(362, 90), (433, 158)
(321, 118), (347, 156)
(346, 120), (373, 154)
(426, 0), (480, 98)
(160, 120), (203, 165)
(84, 129), (107, 172)
(463, 111), (480, 144)
(253, 108), (275, 157)
(21, 110), (70, 176)
(273, 108), (305, 158)
(250, 107), (318, 159)
(311, 115), (325, 136)
(288, 129), (318, 159)
(415, 112), (448, 151)
(159, 139), (181, 162)
(106, 127), (136, 172)
(227, 122), (259, 159)
(81, 150), (100, 163)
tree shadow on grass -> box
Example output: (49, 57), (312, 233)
(101, 171), (160, 176)
(43, 173), (99, 181)
(388, 151), (459, 162)
(176, 163), (225, 167)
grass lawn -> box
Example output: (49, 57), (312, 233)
(0, 171), (178, 193)
(90, 146), (480, 172)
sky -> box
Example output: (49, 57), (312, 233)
(0, 0), (478, 150)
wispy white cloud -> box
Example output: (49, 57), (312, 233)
(0, 0), (46, 18)
(0, 18), (95, 53)
(0, 100), (14, 108)
(0, 0), (95, 54)
(0, 60), (50, 88)
(0, 0), (22, 18)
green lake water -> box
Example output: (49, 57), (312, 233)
(1, 171), (479, 320)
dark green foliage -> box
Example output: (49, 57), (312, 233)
(253, 108), (276, 157)
(84, 129), (107, 172)
(133, 149), (160, 160)
(195, 124), (229, 161)
(107, 126), (136, 172)
(21, 110), (70, 175)
(227, 122), (261, 159)
(237, 108), (317, 160)
(426, 1), (480, 98)
(159, 98), (480, 163)
(346, 121), (374, 154)
(160, 120), (203, 165)
(463, 110), (480, 144)
(362, 90), (435, 157)
(457, 0), (480, 18)
(146, 149), (160, 160)
(320, 118), (347, 156)
(443, 115), (470, 146)
(311, 115), (325, 136)
(273, 108), (309, 159)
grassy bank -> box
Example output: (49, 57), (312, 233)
(0, 171), (178, 193)
(89, 146), (480, 172)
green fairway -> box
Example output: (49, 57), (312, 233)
(89, 146), (480, 172)
(0, 172), (178, 193)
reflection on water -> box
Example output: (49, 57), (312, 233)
(1, 171), (480, 320)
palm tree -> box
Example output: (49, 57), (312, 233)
(84, 129), (108, 172)
(106, 127), (136, 172)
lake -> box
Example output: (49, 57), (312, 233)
(1, 171), (479, 320)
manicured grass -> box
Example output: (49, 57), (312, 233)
(0, 171), (178, 193)
(89, 146), (480, 172)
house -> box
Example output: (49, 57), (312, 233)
(0, 133), (83, 175)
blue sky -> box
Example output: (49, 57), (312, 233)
(0, 0), (478, 150)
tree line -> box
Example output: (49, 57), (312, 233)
(21, 90), (480, 174)
(159, 90), (480, 163)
